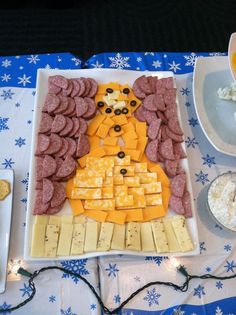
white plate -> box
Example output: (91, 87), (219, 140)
(193, 56), (236, 156)
(24, 68), (199, 261)
(0, 169), (14, 293)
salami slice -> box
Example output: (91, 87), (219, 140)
(83, 98), (97, 119)
(44, 94), (60, 113)
(54, 137), (69, 158)
(42, 178), (54, 203)
(35, 181), (43, 190)
(145, 139), (158, 162)
(49, 75), (68, 89)
(81, 77), (91, 96)
(76, 78), (86, 97)
(87, 78), (98, 97)
(56, 156), (77, 178)
(161, 125), (169, 141)
(76, 134), (90, 158)
(51, 114), (66, 133)
(164, 105), (177, 120)
(43, 133), (62, 155)
(155, 79), (166, 95)
(182, 190), (192, 217)
(171, 173), (186, 198)
(39, 113), (53, 134)
(48, 82), (61, 95)
(134, 106), (146, 122)
(65, 138), (77, 157)
(37, 134), (50, 153)
(159, 138), (175, 160)
(166, 127), (183, 142)
(50, 182), (66, 208)
(49, 157), (64, 181)
(142, 94), (156, 111)
(173, 143), (186, 159)
(42, 155), (57, 178)
(168, 117), (183, 136)
(164, 89), (176, 105)
(67, 117), (80, 137)
(148, 118), (161, 140)
(35, 156), (44, 181)
(137, 75), (152, 94)
(153, 94), (166, 111)
(139, 107), (157, 124)
(148, 76), (157, 94)
(169, 195), (185, 215)
(75, 97), (88, 117)
(63, 97), (76, 116)
(61, 80), (73, 96)
(33, 190), (50, 215)
(53, 96), (69, 115)
(157, 111), (168, 124)
(59, 117), (74, 137)
(164, 159), (179, 178)
(46, 204), (63, 215)
(71, 79), (81, 98)
(165, 77), (174, 89)
(74, 118), (87, 136)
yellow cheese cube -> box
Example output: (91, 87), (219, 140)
(145, 194), (162, 206)
(78, 147), (106, 168)
(106, 211), (126, 225)
(114, 174), (124, 185)
(123, 209), (143, 222)
(71, 188), (102, 199)
(96, 123), (110, 138)
(134, 163), (148, 173)
(84, 210), (107, 222)
(115, 195), (134, 207)
(123, 149), (141, 162)
(137, 172), (157, 184)
(102, 187), (114, 198)
(74, 176), (103, 188)
(89, 136), (100, 150)
(84, 199), (115, 211)
(109, 128), (124, 137)
(124, 138), (138, 149)
(114, 185), (128, 197)
(103, 145), (121, 155)
(112, 114), (128, 125)
(122, 130), (138, 141)
(137, 136), (148, 159)
(141, 182), (162, 194)
(103, 176), (114, 186)
(135, 122), (147, 137)
(114, 165), (135, 176)
(122, 122), (135, 133)
(103, 137), (118, 146)
(103, 117), (115, 128)
(124, 176), (140, 187)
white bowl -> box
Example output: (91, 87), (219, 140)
(228, 32), (236, 81)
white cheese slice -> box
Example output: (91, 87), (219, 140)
(162, 218), (180, 252)
(48, 215), (61, 225)
(171, 215), (194, 252)
(111, 224), (126, 250)
(141, 222), (155, 252)
(34, 215), (49, 225)
(125, 222), (141, 251)
(70, 223), (86, 255)
(113, 101), (126, 109)
(61, 215), (73, 224)
(151, 220), (169, 253)
(45, 224), (60, 257)
(30, 224), (46, 257)
(84, 222), (99, 252)
(97, 222), (114, 251)
(57, 224), (73, 256)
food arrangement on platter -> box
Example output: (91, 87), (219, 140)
(26, 70), (198, 259)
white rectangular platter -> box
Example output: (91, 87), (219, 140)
(0, 169), (14, 293)
(24, 68), (199, 261)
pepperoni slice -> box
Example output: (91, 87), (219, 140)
(75, 97), (88, 117)
(56, 156), (77, 178)
(169, 195), (185, 215)
(83, 98), (97, 119)
(43, 133), (62, 155)
(148, 119), (162, 140)
(50, 182), (66, 208)
(39, 113), (53, 134)
(171, 173), (186, 198)
(44, 94), (60, 113)
(42, 155), (57, 178)
(159, 138), (175, 160)
(168, 117), (183, 136)
(59, 117), (74, 137)
(86, 78), (98, 97)
(76, 134), (90, 158)
(51, 114), (67, 133)
(42, 178), (54, 203)
(49, 75), (68, 89)
(145, 139), (158, 162)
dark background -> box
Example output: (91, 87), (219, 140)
(0, 0), (236, 58)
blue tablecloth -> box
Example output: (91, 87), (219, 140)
(1, 51), (236, 315)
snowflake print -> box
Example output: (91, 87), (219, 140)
(200, 241), (206, 254)
(27, 54), (40, 64)
(18, 74), (31, 86)
(0, 117), (9, 132)
(180, 87), (190, 96)
(19, 283), (33, 297)
(216, 281), (223, 289)
(205, 266), (211, 272)
(109, 53), (130, 69)
(27, 120), (32, 124)
(1, 74), (11, 82)
(2, 59), (12, 68)
(224, 260), (236, 273)
(19, 66), (24, 70)
(145, 256), (168, 266)
(21, 172), (29, 191)
(113, 294), (121, 304)
(0, 301), (12, 315)
(143, 287), (161, 307)
(184, 52), (201, 67)
(21, 197), (27, 203)
(136, 57), (142, 62)
(168, 61), (181, 73)
(49, 295), (56, 302)
(15, 137), (26, 148)
(57, 56), (62, 62)
(105, 263), (119, 277)
(134, 276), (141, 281)
(0, 89), (14, 100)
(15, 102), (20, 107)
(91, 60), (104, 68)
(188, 117), (199, 127)
(185, 137), (198, 148)
(60, 259), (89, 284)
(45, 64), (51, 69)
(185, 102), (191, 107)
(144, 52), (155, 56)
(193, 284), (205, 298)
(172, 307), (185, 315)
(195, 171), (209, 185)
(224, 244), (232, 252)
(2, 158), (15, 168)
(202, 154), (216, 168)
(215, 306), (223, 315)
(71, 57), (82, 66)
(90, 304), (96, 310)
(152, 60), (162, 68)
(60, 306), (77, 315)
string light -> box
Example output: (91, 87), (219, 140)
(1, 265), (236, 314)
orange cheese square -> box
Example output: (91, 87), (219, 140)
(89, 136), (100, 150)
(135, 122), (147, 137)
(84, 210), (107, 222)
(137, 136), (148, 158)
(124, 138), (138, 149)
(149, 164), (170, 188)
(123, 149), (141, 162)
(78, 147), (106, 168)
(106, 211), (126, 225)
(103, 137), (118, 146)
(102, 187), (114, 199)
(103, 145), (121, 155)
(96, 123), (110, 138)
(69, 199), (85, 216)
(103, 117), (115, 128)
(142, 205), (166, 221)
(122, 209), (143, 222)
(109, 128), (124, 137)
(162, 187), (171, 211)
(87, 115), (106, 136)
(112, 114), (128, 126)
(122, 122), (135, 133)
(122, 130), (138, 142)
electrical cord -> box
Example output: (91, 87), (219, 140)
(0, 265), (236, 314)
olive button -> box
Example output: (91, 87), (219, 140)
(130, 100), (137, 107)
(105, 108), (112, 113)
(106, 88), (113, 93)
(120, 168), (127, 175)
(122, 108), (129, 114)
(118, 151), (125, 159)
(114, 125), (121, 132)
(97, 101), (104, 108)
(123, 88), (130, 94)
(114, 109), (121, 115)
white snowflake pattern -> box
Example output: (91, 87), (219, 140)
(91, 60), (104, 68)
(136, 57), (142, 62)
(152, 60), (162, 68)
(109, 53), (130, 69)
(60, 306), (77, 315)
(143, 287), (161, 307)
(209, 52), (226, 56)
(215, 306), (223, 315)
(168, 61), (181, 72)
(18, 74), (31, 86)
(45, 64), (51, 69)
(172, 307), (185, 315)
(2, 59), (12, 68)
(27, 54), (40, 64)
(184, 52), (202, 67)
(144, 52), (155, 56)
(71, 57), (82, 66)
(1, 73), (11, 82)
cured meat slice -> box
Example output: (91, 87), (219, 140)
(148, 76), (157, 94)
(164, 89), (176, 105)
(168, 117), (183, 135)
(169, 195), (185, 214)
(166, 127), (183, 142)
(160, 125), (169, 141)
(75, 97), (88, 117)
(51, 114), (66, 133)
(81, 78), (91, 96)
(59, 117), (74, 137)
(157, 110), (168, 124)
(74, 118), (88, 137)
(63, 97), (76, 116)
(39, 113), (53, 134)
(155, 79), (166, 95)
(71, 79), (81, 98)
(49, 157), (64, 181)
(182, 190), (192, 217)
(33, 190), (50, 215)
(53, 96), (69, 115)
(44, 94), (60, 113)
(49, 75), (68, 89)
(35, 156), (44, 181)
(159, 138), (175, 160)
(64, 138), (77, 157)
(171, 173), (186, 198)
(35, 181), (43, 190)
(42, 178), (54, 203)
(54, 137), (69, 158)
(76, 134), (90, 158)
(37, 134), (50, 153)
(76, 78), (86, 97)
(42, 155), (57, 178)
(50, 182), (66, 208)
(87, 78), (98, 97)
(165, 77), (174, 89)
(48, 82), (61, 95)
(164, 105), (177, 120)
(173, 143), (186, 159)
(164, 159), (179, 178)
(132, 77), (146, 99)
(46, 204), (63, 215)
(139, 107), (157, 124)
(134, 107), (146, 122)
(67, 117), (80, 137)
(153, 94), (166, 111)
(43, 133), (62, 155)
(61, 80), (73, 96)
(136, 75), (152, 94)
(56, 156), (77, 178)
(83, 98), (97, 120)
(142, 94), (157, 111)
(145, 139), (158, 162)
(148, 119), (161, 140)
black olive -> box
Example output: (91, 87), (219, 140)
(114, 109), (121, 115)
(97, 101), (104, 108)
(120, 168), (127, 175)
(114, 125), (121, 132)
(123, 88), (130, 94)
(122, 108), (129, 114)
(105, 108), (112, 113)
(130, 100), (137, 107)
(106, 88), (113, 93)
(117, 151), (125, 159)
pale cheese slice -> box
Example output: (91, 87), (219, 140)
(30, 224), (46, 257)
(141, 182), (162, 194)
(171, 215), (194, 252)
(115, 195), (134, 207)
(111, 224), (126, 250)
(151, 220), (169, 253)
(70, 223), (86, 255)
(34, 215), (49, 225)
(162, 218), (180, 252)
(61, 215), (73, 224)
(74, 215), (87, 224)
(141, 222), (155, 252)
(84, 222), (99, 252)
(124, 176), (140, 187)
(97, 222), (114, 251)
(48, 215), (61, 225)
(125, 222), (141, 251)
(57, 224), (73, 256)
(45, 224), (60, 257)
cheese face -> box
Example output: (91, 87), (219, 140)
(71, 188), (102, 199)
(84, 199), (115, 211)
(57, 224), (73, 256)
(97, 222), (114, 251)
(151, 220), (169, 253)
(141, 182), (162, 194)
(84, 222), (99, 252)
(45, 224), (60, 257)
(171, 216), (194, 252)
(111, 224), (126, 250)
(141, 223), (155, 252)
(31, 224), (46, 257)
(70, 223), (86, 255)
(125, 222), (141, 251)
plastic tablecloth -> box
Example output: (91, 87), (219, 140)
(1, 51), (236, 315)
